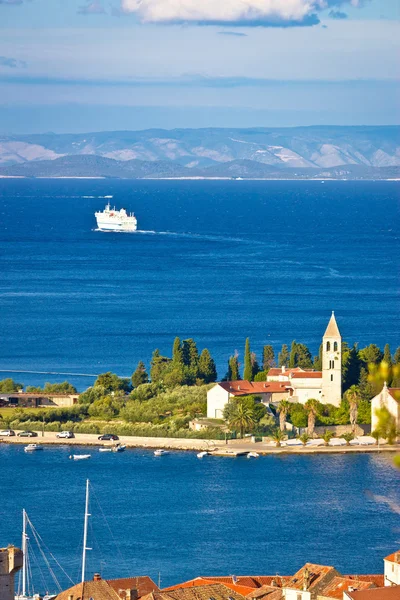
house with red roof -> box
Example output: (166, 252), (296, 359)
(384, 550), (400, 587)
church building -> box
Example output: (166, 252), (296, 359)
(207, 312), (343, 419)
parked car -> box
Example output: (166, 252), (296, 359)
(56, 431), (75, 439)
(0, 429), (16, 436)
(18, 431), (38, 438)
(98, 434), (119, 441)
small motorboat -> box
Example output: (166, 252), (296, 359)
(69, 454), (91, 460)
(197, 451), (209, 458)
(99, 447), (113, 452)
(247, 452), (259, 458)
(24, 444), (43, 452)
(113, 444), (126, 452)
(154, 449), (169, 456)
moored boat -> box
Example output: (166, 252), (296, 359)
(24, 444), (43, 452)
(113, 443), (126, 452)
(69, 454), (91, 460)
(247, 452), (259, 458)
(197, 451), (209, 458)
(154, 449), (169, 456)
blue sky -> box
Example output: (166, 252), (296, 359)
(0, 0), (399, 133)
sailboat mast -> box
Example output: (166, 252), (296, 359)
(22, 509), (27, 597)
(81, 479), (90, 583)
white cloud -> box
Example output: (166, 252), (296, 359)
(120, 0), (363, 26)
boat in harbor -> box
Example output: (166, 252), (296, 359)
(69, 454), (91, 460)
(197, 451), (209, 458)
(247, 452), (259, 458)
(113, 443), (126, 452)
(154, 449), (169, 456)
(95, 202), (137, 232)
(24, 444), (43, 452)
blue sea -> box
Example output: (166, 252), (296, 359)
(0, 446), (399, 592)
(0, 179), (399, 388)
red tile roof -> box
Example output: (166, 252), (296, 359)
(290, 372), (322, 379)
(163, 578), (254, 596)
(107, 576), (159, 597)
(217, 381), (289, 396)
(321, 576), (375, 599)
(267, 368), (303, 377)
(285, 564), (338, 591)
(384, 551), (400, 563)
(345, 587), (400, 600)
(142, 583), (246, 600)
(201, 577), (287, 589)
(345, 575), (385, 587)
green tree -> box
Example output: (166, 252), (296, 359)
(243, 338), (253, 381)
(223, 397), (255, 438)
(321, 430), (333, 446)
(262, 345), (275, 371)
(226, 354), (240, 381)
(87, 395), (123, 420)
(182, 339), (199, 369)
(251, 352), (260, 377)
(393, 347), (400, 365)
(272, 428), (285, 447)
(341, 432), (354, 446)
(198, 349), (217, 384)
(313, 344), (323, 371)
(254, 371), (267, 382)
(359, 344), (383, 366)
(277, 400), (291, 432)
(289, 340), (297, 368)
(26, 381), (77, 394)
(94, 372), (131, 394)
(295, 344), (313, 369)
(342, 343), (362, 392)
(0, 378), (24, 393)
(383, 344), (392, 367)
(172, 337), (183, 365)
(288, 403), (307, 428)
(345, 385), (361, 433)
(304, 399), (320, 436)
(150, 350), (172, 383)
(131, 361), (149, 388)
(278, 344), (289, 368)
(299, 432), (310, 446)
(373, 406), (397, 445)
(359, 367), (374, 401)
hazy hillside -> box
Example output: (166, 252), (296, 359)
(1, 155), (398, 180)
(0, 126), (399, 171)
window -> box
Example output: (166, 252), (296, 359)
(334, 342), (338, 351)
(326, 342), (330, 351)
(297, 594), (302, 600)
(331, 374), (333, 382)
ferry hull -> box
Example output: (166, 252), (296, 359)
(96, 220), (137, 232)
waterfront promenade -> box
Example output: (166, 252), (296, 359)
(0, 430), (396, 455)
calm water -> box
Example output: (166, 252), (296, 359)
(0, 179), (399, 388)
(0, 446), (399, 591)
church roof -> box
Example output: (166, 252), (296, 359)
(324, 312), (341, 338)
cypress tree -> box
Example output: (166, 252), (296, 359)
(278, 344), (289, 367)
(182, 339), (199, 368)
(296, 343), (313, 369)
(289, 341), (297, 368)
(243, 338), (253, 381)
(131, 361), (149, 388)
(262, 345), (275, 370)
(172, 337), (183, 365)
(198, 349), (217, 383)
(383, 343), (392, 367)
(229, 355), (240, 381)
(393, 347), (400, 364)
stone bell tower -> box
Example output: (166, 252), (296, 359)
(0, 546), (23, 600)
(322, 312), (342, 407)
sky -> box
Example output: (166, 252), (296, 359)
(0, 0), (399, 133)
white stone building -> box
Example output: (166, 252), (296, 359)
(384, 550), (400, 587)
(371, 383), (400, 433)
(207, 380), (288, 419)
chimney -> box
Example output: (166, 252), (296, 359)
(68, 595), (74, 600)
(93, 573), (102, 581)
(348, 587), (355, 593)
(282, 366), (285, 373)
(238, 386), (240, 391)
(395, 552), (400, 562)
(303, 567), (310, 591)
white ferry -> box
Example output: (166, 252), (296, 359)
(95, 202), (137, 232)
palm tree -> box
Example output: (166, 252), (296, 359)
(299, 432), (310, 446)
(272, 428), (285, 447)
(371, 430), (380, 446)
(341, 432), (354, 446)
(346, 385), (361, 433)
(304, 399), (319, 437)
(277, 400), (291, 432)
(321, 430), (333, 446)
(225, 399), (255, 438)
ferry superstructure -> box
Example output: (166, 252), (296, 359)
(95, 202), (137, 232)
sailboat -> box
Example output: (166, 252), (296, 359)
(14, 510), (70, 600)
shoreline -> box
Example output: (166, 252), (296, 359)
(0, 176), (399, 181)
(0, 431), (397, 456)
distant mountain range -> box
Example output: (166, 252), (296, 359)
(0, 126), (399, 179)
